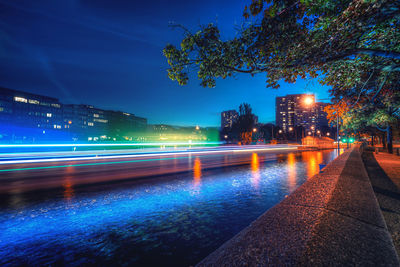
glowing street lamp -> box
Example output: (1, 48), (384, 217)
(317, 130), (320, 134)
(253, 128), (257, 132)
(195, 125), (200, 130)
(304, 96), (314, 106)
(327, 132), (330, 136)
(308, 132), (312, 135)
(278, 130), (283, 134)
(288, 127), (293, 131)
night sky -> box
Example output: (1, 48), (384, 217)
(0, 0), (330, 126)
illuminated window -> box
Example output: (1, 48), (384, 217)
(88, 122), (94, 126)
(93, 114), (100, 118)
(46, 113), (52, 117)
(94, 119), (108, 123)
(29, 99), (40, 104)
(51, 103), (61, 108)
(0, 107), (3, 112)
(14, 97), (27, 103)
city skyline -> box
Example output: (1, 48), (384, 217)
(0, 0), (331, 127)
(1, 86), (330, 132)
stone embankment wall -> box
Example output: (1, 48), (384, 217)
(197, 147), (399, 266)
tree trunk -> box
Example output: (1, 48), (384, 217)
(371, 134), (374, 146)
(387, 125), (393, 154)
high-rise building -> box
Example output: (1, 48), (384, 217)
(315, 102), (330, 129)
(221, 110), (239, 129)
(276, 94), (329, 132)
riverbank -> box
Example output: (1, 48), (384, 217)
(197, 146), (399, 266)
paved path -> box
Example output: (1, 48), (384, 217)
(197, 147), (399, 266)
(363, 149), (400, 256)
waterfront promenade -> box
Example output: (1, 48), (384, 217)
(198, 146), (400, 266)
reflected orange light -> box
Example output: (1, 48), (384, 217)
(302, 150), (326, 178)
(63, 179), (74, 200)
(309, 154), (317, 177)
(287, 153), (297, 192)
(251, 153), (260, 189)
(63, 166), (75, 201)
(317, 151), (323, 163)
(193, 157), (202, 186)
(301, 151), (318, 178)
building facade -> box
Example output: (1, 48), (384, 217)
(315, 102), (330, 128)
(0, 87), (147, 142)
(221, 110), (239, 129)
(275, 94), (329, 133)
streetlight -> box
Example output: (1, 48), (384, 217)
(304, 96), (314, 106)
(253, 128), (257, 132)
(327, 132), (330, 136)
(304, 96), (340, 151)
(195, 125), (200, 130)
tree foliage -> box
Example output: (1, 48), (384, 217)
(164, 0), (400, 88)
(163, 0), (400, 151)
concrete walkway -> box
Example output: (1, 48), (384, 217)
(363, 149), (400, 256)
(197, 147), (399, 266)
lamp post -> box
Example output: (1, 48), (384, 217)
(337, 115), (340, 151)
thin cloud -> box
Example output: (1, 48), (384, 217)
(0, 0), (162, 48)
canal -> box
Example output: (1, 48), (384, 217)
(0, 149), (339, 266)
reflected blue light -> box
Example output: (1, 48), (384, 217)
(0, 150), (338, 266)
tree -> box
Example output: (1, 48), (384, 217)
(259, 123), (276, 141)
(164, 0), (399, 88)
(163, 0), (400, 152)
(233, 103), (257, 144)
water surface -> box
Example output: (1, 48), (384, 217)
(0, 150), (338, 266)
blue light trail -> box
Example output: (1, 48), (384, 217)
(0, 145), (297, 166)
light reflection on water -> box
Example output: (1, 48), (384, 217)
(193, 157), (202, 187)
(287, 153), (297, 192)
(251, 153), (260, 190)
(63, 166), (75, 201)
(0, 149), (339, 267)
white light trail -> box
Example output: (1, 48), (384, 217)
(0, 142), (222, 148)
(0, 146), (297, 165)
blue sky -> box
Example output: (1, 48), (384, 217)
(0, 0), (331, 126)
